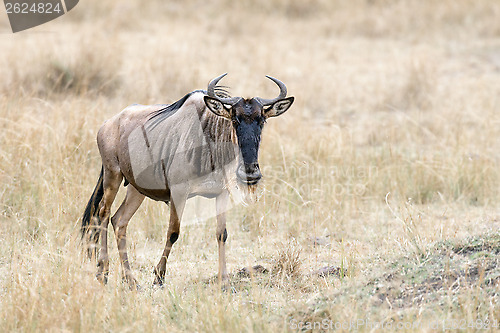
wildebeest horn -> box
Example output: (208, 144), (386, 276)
(254, 75), (288, 106)
(207, 73), (241, 105)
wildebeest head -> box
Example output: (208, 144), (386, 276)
(204, 74), (294, 186)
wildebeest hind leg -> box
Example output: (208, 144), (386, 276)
(96, 169), (122, 284)
(111, 185), (145, 290)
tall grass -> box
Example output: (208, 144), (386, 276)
(0, 0), (499, 331)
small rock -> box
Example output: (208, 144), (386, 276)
(310, 266), (344, 278)
(237, 265), (268, 277)
(308, 236), (330, 246)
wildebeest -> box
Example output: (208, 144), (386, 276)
(81, 74), (294, 288)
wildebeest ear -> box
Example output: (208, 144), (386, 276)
(204, 96), (232, 119)
(264, 97), (294, 118)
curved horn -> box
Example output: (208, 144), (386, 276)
(254, 75), (288, 106)
(207, 73), (241, 105)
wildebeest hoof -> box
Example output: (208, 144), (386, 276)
(153, 275), (164, 287)
(120, 273), (140, 290)
(96, 272), (108, 285)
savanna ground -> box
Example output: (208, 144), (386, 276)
(1, 0), (500, 331)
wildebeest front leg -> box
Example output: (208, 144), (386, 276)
(96, 171), (122, 285)
(153, 198), (185, 286)
(111, 185), (145, 290)
(216, 191), (229, 288)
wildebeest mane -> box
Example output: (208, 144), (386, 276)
(140, 86), (237, 180)
(146, 87), (232, 131)
(146, 90), (202, 131)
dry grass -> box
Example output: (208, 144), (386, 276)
(1, 0), (500, 331)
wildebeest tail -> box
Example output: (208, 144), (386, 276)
(81, 166), (104, 258)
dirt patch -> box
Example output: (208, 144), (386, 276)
(289, 232), (500, 322)
(365, 233), (500, 309)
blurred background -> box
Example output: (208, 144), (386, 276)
(0, 0), (499, 331)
